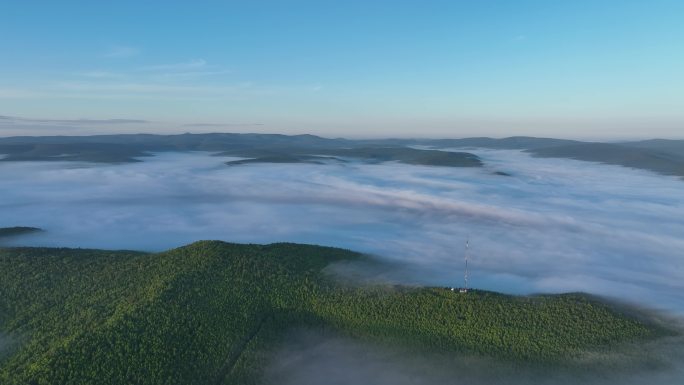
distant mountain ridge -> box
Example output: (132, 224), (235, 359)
(528, 142), (684, 177)
(1, 133), (683, 177)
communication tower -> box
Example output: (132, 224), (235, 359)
(459, 237), (470, 293)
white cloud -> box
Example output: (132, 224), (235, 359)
(102, 45), (140, 58)
(0, 80), (319, 102)
(78, 70), (124, 79)
(0, 87), (48, 99)
(0, 115), (148, 125)
(140, 59), (208, 71)
(138, 59), (234, 81)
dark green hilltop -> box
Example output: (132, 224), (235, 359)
(0, 227), (43, 239)
(223, 147), (482, 167)
(0, 235), (675, 385)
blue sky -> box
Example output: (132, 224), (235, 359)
(1, 0), (683, 138)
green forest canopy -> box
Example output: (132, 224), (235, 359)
(0, 241), (674, 385)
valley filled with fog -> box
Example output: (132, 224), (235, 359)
(1, 149), (683, 315)
(5, 2), (684, 383)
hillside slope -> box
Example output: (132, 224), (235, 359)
(0, 241), (671, 384)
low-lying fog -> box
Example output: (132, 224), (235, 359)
(1, 149), (683, 314)
(265, 329), (684, 385)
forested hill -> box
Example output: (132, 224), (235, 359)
(0, 227), (42, 239)
(1, 133), (683, 177)
(0, 241), (673, 385)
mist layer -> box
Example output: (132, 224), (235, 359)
(0, 149), (682, 313)
(265, 329), (684, 385)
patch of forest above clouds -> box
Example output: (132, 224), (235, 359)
(0, 227), (42, 242)
(416, 137), (684, 177)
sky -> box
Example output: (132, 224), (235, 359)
(1, 0), (683, 138)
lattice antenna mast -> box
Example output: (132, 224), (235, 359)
(464, 237), (470, 291)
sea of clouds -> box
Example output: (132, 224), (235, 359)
(1, 149), (683, 315)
